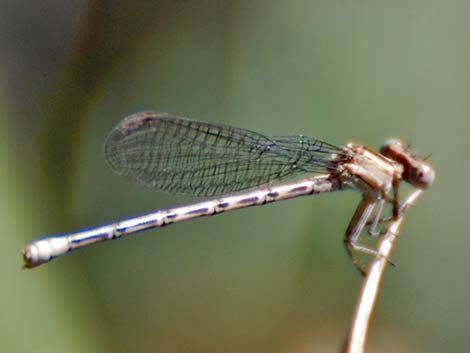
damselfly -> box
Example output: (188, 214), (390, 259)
(22, 112), (434, 274)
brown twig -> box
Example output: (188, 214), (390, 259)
(342, 189), (424, 353)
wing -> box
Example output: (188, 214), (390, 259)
(103, 111), (343, 196)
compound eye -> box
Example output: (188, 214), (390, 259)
(380, 139), (435, 189)
(380, 139), (403, 159)
(412, 162), (435, 189)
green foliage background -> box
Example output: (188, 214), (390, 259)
(1, 1), (468, 352)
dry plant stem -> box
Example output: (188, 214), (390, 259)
(342, 189), (424, 353)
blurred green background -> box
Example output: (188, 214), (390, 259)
(1, 1), (468, 352)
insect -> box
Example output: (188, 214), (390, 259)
(22, 111), (434, 274)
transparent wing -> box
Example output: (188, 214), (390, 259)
(104, 111), (344, 196)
